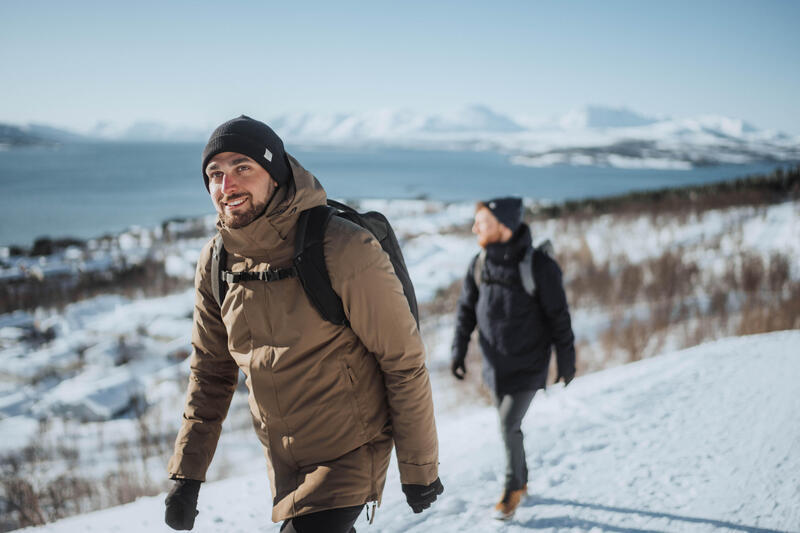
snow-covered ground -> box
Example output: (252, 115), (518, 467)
(2, 197), (799, 531)
(3, 198), (798, 442)
(19, 331), (800, 533)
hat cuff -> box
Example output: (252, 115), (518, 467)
(201, 133), (285, 190)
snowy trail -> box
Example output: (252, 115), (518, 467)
(21, 331), (800, 533)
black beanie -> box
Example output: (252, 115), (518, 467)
(201, 115), (291, 190)
(483, 197), (523, 232)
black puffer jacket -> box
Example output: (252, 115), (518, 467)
(451, 224), (575, 396)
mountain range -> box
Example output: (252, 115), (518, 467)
(2, 105), (798, 169)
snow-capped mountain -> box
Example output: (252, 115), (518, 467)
(270, 104), (526, 140)
(269, 105), (800, 169)
(87, 121), (208, 142)
(5, 105), (798, 169)
(553, 105), (663, 130)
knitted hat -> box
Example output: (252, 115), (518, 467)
(482, 197), (523, 232)
(201, 115), (291, 190)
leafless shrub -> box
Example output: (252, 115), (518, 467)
(685, 316), (715, 349)
(709, 286), (729, 331)
(0, 258), (192, 314)
(0, 434), (92, 531)
(569, 259), (613, 307)
(737, 284), (800, 336)
(767, 253), (790, 294)
(533, 164), (799, 221)
(617, 262), (644, 304)
(620, 317), (652, 363)
(644, 250), (698, 302)
(1, 477), (46, 529)
(419, 279), (463, 319)
(39, 475), (95, 522)
(104, 468), (147, 508)
(104, 442), (155, 507)
(600, 310), (623, 363)
(709, 286), (729, 317)
(740, 254), (765, 294)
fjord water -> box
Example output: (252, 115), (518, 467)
(0, 142), (781, 247)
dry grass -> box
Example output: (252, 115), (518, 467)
(0, 258), (191, 314)
(0, 407), (174, 532)
(531, 164), (800, 220)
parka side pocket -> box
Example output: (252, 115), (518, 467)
(340, 358), (368, 439)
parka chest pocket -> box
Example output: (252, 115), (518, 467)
(339, 358), (368, 439)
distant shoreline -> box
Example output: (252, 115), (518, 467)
(2, 161), (796, 253)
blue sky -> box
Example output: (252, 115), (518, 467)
(2, 0), (799, 134)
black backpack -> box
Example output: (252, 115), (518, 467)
(210, 199), (419, 328)
(473, 239), (553, 296)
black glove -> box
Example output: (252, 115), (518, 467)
(165, 478), (201, 530)
(402, 477), (444, 513)
(451, 358), (466, 380)
(557, 372), (575, 387)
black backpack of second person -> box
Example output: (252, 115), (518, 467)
(210, 199), (419, 328)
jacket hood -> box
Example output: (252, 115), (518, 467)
(217, 153), (327, 262)
(485, 223), (532, 264)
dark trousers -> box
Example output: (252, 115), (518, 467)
(280, 505), (363, 533)
(495, 390), (536, 492)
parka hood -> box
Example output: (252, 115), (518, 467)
(217, 154), (327, 262)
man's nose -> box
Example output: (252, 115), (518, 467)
(221, 173), (238, 195)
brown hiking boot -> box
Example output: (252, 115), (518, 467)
(492, 485), (527, 520)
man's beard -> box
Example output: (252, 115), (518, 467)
(219, 194), (267, 229)
(477, 229), (504, 248)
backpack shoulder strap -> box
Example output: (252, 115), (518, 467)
(518, 245), (536, 296)
(294, 205), (348, 326)
(519, 239), (554, 297)
(472, 249), (486, 289)
(211, 234), (228, 308)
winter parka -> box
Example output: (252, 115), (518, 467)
(451, 224), (575, 396)
(168, 155), (439, 522)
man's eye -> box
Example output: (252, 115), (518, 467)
(237, 165), (250, 172)
(210, 171), (223, 180)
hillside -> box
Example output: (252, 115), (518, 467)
(2, 173), (798, 531)
(18, 331), (800, 533)
(0, 125), (51, 147)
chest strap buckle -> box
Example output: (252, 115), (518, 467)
(221, 267), (298, 284)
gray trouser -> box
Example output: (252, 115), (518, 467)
(495, 390), (536, 491)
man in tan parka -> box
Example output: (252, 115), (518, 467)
(164, 116), (442, 533)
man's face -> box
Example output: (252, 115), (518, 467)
(472, 207), (507, 248)
(206, 152), (278, 229)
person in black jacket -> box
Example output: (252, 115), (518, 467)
(450, 197), (576, 520)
